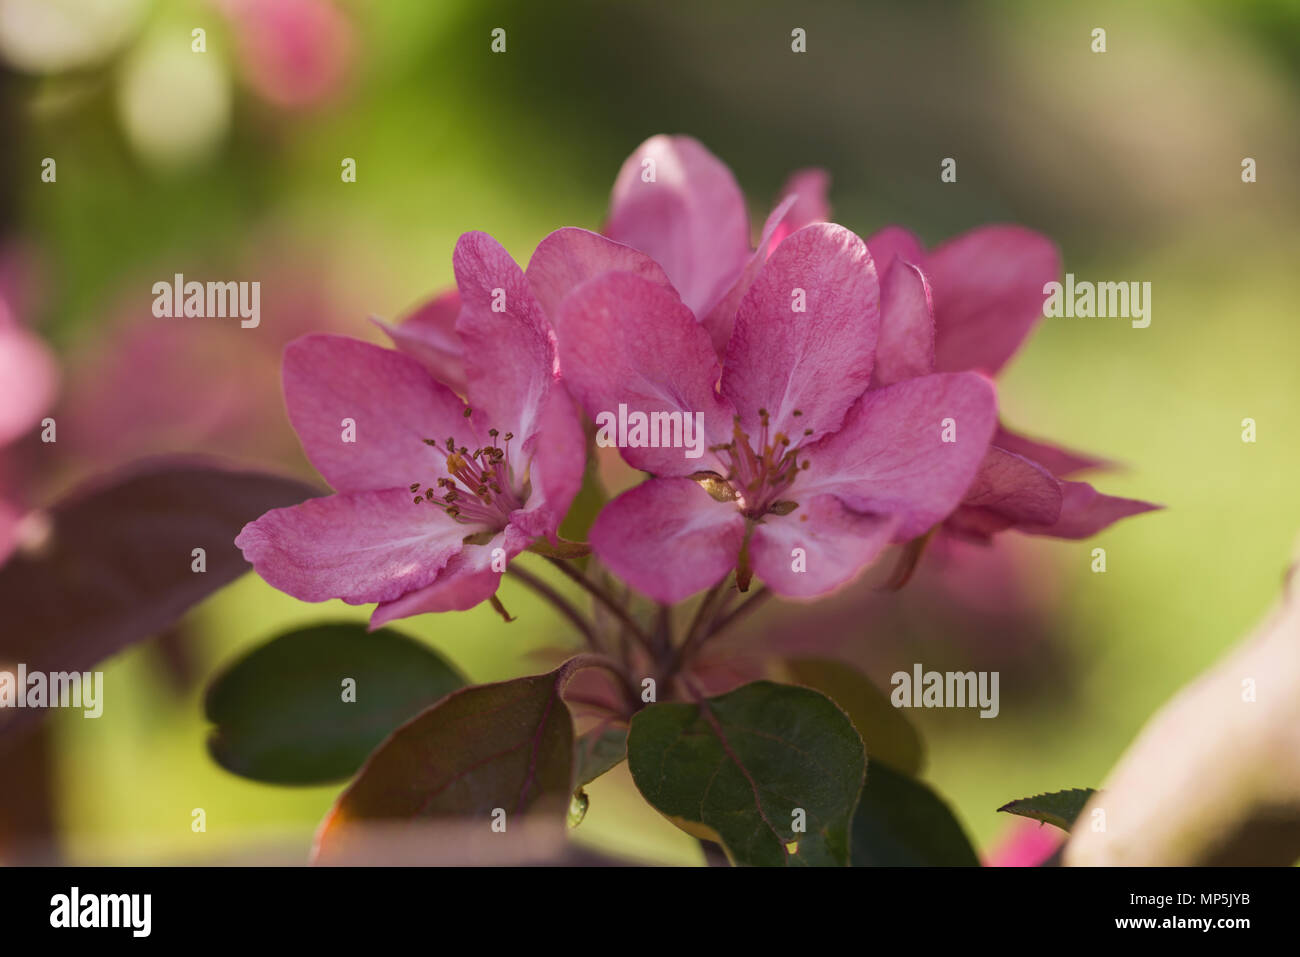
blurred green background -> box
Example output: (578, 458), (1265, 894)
(4, 0), (1300, 864)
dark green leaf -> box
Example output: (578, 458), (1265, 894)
(627, 680), (865, 866)
(852, 763), (979, 866)
(574, 724), (627, 788)
(204, 622), (466, 785)
(315, 663), (579, 859)
(782, 657), (925, 775)
(998, 787), (1097, 833)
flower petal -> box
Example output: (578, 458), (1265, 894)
(800, 372), (998, 541)
(871, 258), (936, 387)
(722, 223), (879, 444)
(525, 227), (672, 321)
(698, 193), (797, 356)
(554, 271), (736, 477)
(283, 334), (469, 493)
(0, 324), (58, 446)
(1019, 481), (1160, 539)
(994, 424), (1113, 477)
(749, 495), (897, 598)
(604, 135), (751, 316)
(369, 526), (529, 626)
(509, 384), (585, 540)
(765, 168), (831, 255)
(453, 231), (556, 446)
(943, 446), (1063, 540)
(234, 488), (470, 605)
(590, 477), (745, 603)
(865, 225), (926, 272)
(926, 225), (1060, 374)
(370, 288), (466, 395)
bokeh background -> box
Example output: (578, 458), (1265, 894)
(2, 0), (1299, 864)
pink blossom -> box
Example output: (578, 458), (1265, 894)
(863, 226), (1158, 540)
(236, 233), (584, 625)
(555, 222), (998, 602)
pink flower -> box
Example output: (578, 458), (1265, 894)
(213, 0), (354, 110)
(862, 227), (1159, 540)
(378, 135), (826, 374)
(554, 222), (998, 602)
(235, 233), (584, 625)
(984, 820), (1062, 867)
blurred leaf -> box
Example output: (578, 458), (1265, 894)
(781, 657), (925, 776)
(315, 664), (578, 860)
(204, 622), (466, 785)
(999, 788), (1097, 833)
(852, 763), (979, 866)
(574, 724), (627, 788)
(627, 680), (865, 866)
(0, 460), (319, 736)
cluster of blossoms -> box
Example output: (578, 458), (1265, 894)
(236, 135), (1155, 631)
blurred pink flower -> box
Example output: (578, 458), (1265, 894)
(984, 819), (1062, 867)
(213, 0), (354, 109)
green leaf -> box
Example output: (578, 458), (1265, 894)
(851, 763), (980, 866)
(204, 622), (466, 785)
(315, 663), (579, 859)
(998, 788), (1097, 833)
(781, 657), (925, 776)
(627, 680), (865, 866)
(574, 724), (627, 788)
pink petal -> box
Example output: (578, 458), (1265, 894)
(604, 135), (752, 317)
(509, 385), (585, 540)
(871, 258), (936, 388)
(926, 225), (1061, 375)
(865, 225), (926, 272)
(0, 325), (58, 446)
(1019, 481), (1160, 539)
(371, 288), (466, 395)
(283, 334), (470, 494)
(749, 496), (897, 598)
(525, 227), (672, 320)
(994, 424), (1113, 477)
(453, 232), (556, 447)
(699, 194), (797, 356)
(553, 271), (736, 478)
(590, 478), (745, 603)
(234, 488), (469, 605)
(765, 168), (832, 255)
(943, 447), (1064, 540)
(722, 223), (879, 444)
(800, 372), (998, 540)
(369, 526), (529, 626)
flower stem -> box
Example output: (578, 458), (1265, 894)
(543, 556), (655, 653)
(506, 565), (602, 652)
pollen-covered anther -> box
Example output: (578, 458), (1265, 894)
(411, 425), (522, 526)
(704, 408), (812, 519)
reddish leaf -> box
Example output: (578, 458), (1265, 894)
(0, 459), (320, 735)
(315, 661), (590, 862)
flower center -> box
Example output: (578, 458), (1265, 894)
(700, 408), (811, 519)
(411, 418), (523, 528)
